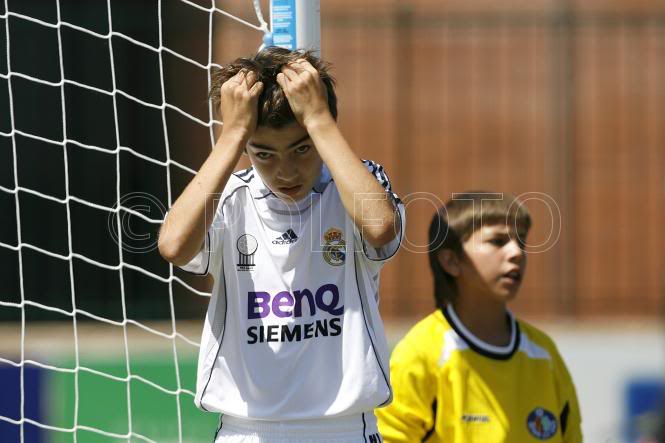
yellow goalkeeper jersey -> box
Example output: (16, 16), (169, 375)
(376, 305), (582, 442)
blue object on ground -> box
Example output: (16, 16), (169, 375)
(0, 363), (43, 443)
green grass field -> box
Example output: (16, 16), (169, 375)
(46, 356), (218, 443)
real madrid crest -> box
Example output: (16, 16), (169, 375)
(237, 234), (258, 271)
(322, 227), (346, 266)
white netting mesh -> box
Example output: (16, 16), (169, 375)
(0, 1), (269, 441)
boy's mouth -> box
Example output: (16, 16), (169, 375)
(501, 269), (522, 284)
(277, 184), (303, 196)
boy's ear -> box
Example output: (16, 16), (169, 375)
(438, 249), (461, 277)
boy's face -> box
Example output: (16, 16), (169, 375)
(460, 224), (528, 303)
(246, 123), (323, 202)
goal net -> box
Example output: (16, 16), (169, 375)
(0, 1), (284, 442)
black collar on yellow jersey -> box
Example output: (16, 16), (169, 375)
(443, 304), (521, 360)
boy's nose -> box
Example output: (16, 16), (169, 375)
(507, 239), (525, 262)
(278, 161), (298, 180)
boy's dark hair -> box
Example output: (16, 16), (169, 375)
(428, 192), (532, 309)
(209, 47), (337, 128)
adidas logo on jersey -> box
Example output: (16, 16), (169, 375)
(272, 229), (298, 244)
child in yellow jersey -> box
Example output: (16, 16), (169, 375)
(376, 192), (582, 442)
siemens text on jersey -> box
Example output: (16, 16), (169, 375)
(246, 284), (344, 344)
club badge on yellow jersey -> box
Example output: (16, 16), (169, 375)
(323, 227), (346, 266)
(527, 407), (558, 439)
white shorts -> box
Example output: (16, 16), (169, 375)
(213, 412), (383, 443)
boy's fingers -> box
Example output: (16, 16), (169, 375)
(276, 72), (286, 88)
(223, 70), (243, 88)
(281, 67), (297, 81)
(295, 59), (317, 74)
(245, 70), (257, 86)
(233, 70), (246, 84)
(288, 60), (305, 73)
(296, 58), (312, 68)
(249, 81), (263, 97)
(303, 64), (319, 77)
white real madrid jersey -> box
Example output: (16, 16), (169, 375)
(180, 160), (405, 420)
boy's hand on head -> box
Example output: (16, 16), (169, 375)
(276, 59), (332, 129)
(219, 70), (263, 141)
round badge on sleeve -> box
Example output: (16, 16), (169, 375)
(526, 407), (558, 440)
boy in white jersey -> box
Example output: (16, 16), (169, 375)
(159, 47), (404, 442)
(376, 193), (582, 442)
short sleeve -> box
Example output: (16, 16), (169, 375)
(179, 231), (212, 275)
(177, 202), (225, 276)
(554, 349), (583, 443)
(376, 335), (437, 442)
(355, 160), (406, 263)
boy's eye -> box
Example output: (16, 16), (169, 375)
(256, 152), (273, 160)
(488, 236), (528, 249)
(488, 238), (507, 247)
(294, 145), (311, 154)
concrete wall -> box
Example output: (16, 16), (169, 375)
(550, 322), (665, 442)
